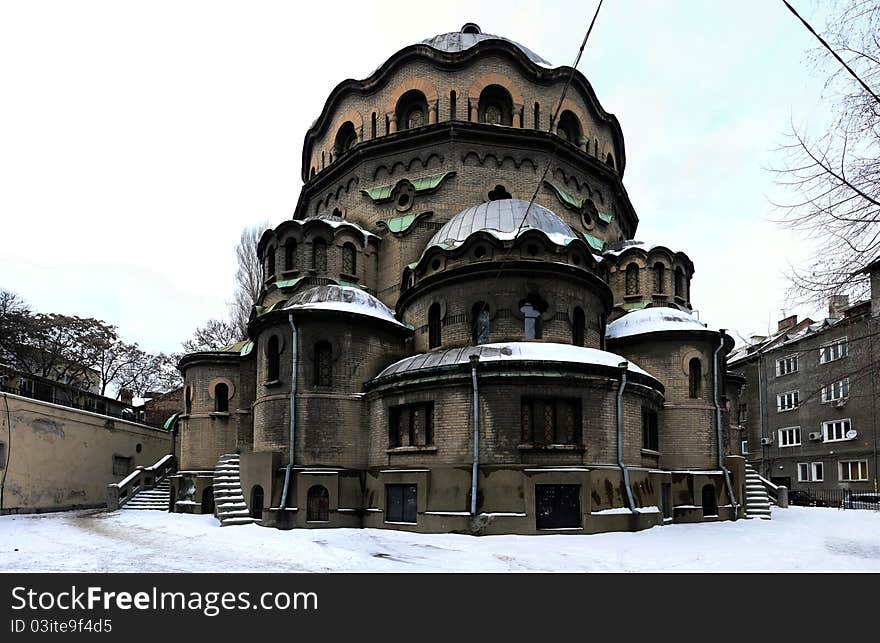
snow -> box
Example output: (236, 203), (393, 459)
(285, 285), (405, 328)
(606, 307), (711, 341)
(592, 507), (660, 515)
(3, 507), (880, 572)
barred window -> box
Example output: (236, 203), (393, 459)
(653, 263), (665, 293)
(520, 398), (581, 446)
(342, 242), (356, 276)
(315, 341), (332, 387)
(625, 264), (639, 295)
(388, 402), (434, 448)
(284, 239), (297, 271)
(689, 358), (703, 399)
(312, 239), (327, 272)
(674, 267), (684, 297)
(266, 246), (276, 279)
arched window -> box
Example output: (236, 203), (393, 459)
(450, 90), (457, 120)
(266, 335), (280, 382)
(312, 238), (327, 272)
(689, 358), (702, 399)
(701, 484), (717, 516)
(284, 239), (297, 271)
(572, 306), (585, 347)
(606, 153), (615, 169)
(520, 295), (546, 340)
(674, 267), (685, 298)
(488, 184), (512, 201)
(654, 263), (666, 294)
(307, 485), (329, 522)
(334, 121), (357, 157)
(214, 383), (229, 412)
(341, 243), (356, 276)
(593, 139), (599, 157)
(534, 102), (540, 130)
(250, 485), (264, 520)
(371, 112), (377, 138)
(428, 303), (442, 349)
(315, 341), (332, 387)
(266, 246), (276, 279)
(184, 386), (192, 414)
(625, 264), (639, 295)
(557, 110), (582, 144)
(471, 302), (490, 345)
(478, 85), (513, 126)
(396, 90), (428, 131)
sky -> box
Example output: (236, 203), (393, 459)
(0, 0), (840, 354)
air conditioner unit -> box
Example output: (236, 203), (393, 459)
(808, 431), (823, 441)
(760, 436), (774, 445)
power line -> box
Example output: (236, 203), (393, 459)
(781, 0), (880, 105)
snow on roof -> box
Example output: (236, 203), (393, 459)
(296, 214), (379, 243)
(603, 240), (685, 258)
(606, 307), (711, 341)
(374, 342), (658, 382)
(285, 285), (406, 328)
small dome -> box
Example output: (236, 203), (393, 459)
(605, 307), (709, 341)
(421, 26), (552, 67)
(423, 199), (580, 257)
(285, 285), (405, 327)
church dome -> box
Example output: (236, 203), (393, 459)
(605, 307), (709, 341)
(284, 285), (405, 328)
(421, 23), (552, 67)
(423, 198), (580, 256)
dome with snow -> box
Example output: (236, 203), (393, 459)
(421, 23), (552, 67)
(423, 199), (579, 256)
(605, 307), (709, 341)
(285, 285), (404, 327)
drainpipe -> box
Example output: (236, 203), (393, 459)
(714, 330), (739, 520)
(279, 313), (298, 510)
(616, 362), (637, 514)
(469, 354), (480, 516)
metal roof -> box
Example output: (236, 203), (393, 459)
(421, 28), (552, 67)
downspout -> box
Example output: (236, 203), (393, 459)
(616, 362), (637, 514)
(714, 330), (739, 520)
(469, 355), (480, 516)
(756, 354), (765, 475)
(279, 313), (298, 510)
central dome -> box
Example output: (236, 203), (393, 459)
(421, 23), (552, 67)
(424, 198), (580, 256)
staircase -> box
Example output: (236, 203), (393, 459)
(213, 453), (255, 527)
(121, 478), (171, 511)
(744, 463), (772, 519)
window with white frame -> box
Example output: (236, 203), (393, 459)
(777, 390), (799, 412)
(839, 460), (868, 482)
(811, 462), (824, 482)
(778, 426), (801, 447)
(822, 418), (851, 442)
(741, 440), (749, 455)
(797, 463), (809, 482)
(776, 355), (798, 376)
(821, 378), (850, 403)
(819, 337), (848, 364)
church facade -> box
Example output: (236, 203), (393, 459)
(171, 24), (748, 534)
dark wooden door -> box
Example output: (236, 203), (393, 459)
(535, 484), (581, 529)
(386, 484), (417, 523)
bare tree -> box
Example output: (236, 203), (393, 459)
(181, 318), (240, 353)
(230, 221), (269, 337)
(772, 0), (880, 306)
(94, 339), (145, 396)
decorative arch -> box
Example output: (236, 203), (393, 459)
(467, 72), (524, 107)
(385, 78), (439, 132)
(477, 84), (514, 126)
(557, 109), (583, 145)
(333, 121), (358, 157)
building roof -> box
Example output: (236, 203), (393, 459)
(420, 24), (553, 68)
(284, 285), (406, 328)
(423, 199), (580, 257)
(373, 342), (658, 382)
(605, 307), (710, 341)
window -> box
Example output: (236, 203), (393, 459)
(184, 386), (192, 414)
(798, 462), (824, 482)
(778, 426), (801, 447)
(314, 341), (332, 387)
(653, 263), (665, 293)
(388, 402), (434, 448)
(266, 246), (276, 279)
(811, 462), (824, 482)
(0, 442), (7, 469)
(674, 267), (684, 298)
(821, 378), (850, 403)
(478, 84), (513, 126)
(334, 121), (357, 157)
(284, 239), (297, 271)
(776, 390), (799, 412)
(533, 102), (540, 130)
(450, 90), (457, 120)
(112, 455), (133, 478)
(839, 460), (868, 482)
(520, 398), (582, 446)
(741, 440), (749, 455)
(822, 418), (851, 442)
(557, 110), (582, 144)
(250, 485), (264, 519)
(572, 306), (585, 347)
(701, 484), (717, 516)
(776, 355), (798, 376)
(396, 90), (428, 131)
(641, 407), (659, 452)
(371, 112), (377, 138)
(487, 184), (511, 200)
(797, 463), (809, 482)
(819, 337), (848, 364)
(471, 302), (490, 345)
(737, 403), (748, 424)
(689, 358), (703, 399)
(312, 239), (327, 272)
(214, 383), (229, 413)
(266, 336), (280, 382)
(306, 485), (330, 522)
(341, 242), (356, 276)
(625, 264), (639, 295)
(385, 484), (417, 523)
(535, 484), (581, 529)
(428, 303), (441, 348)
(606, 153), (615, 169)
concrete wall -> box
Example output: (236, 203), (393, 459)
(0, 392), (172, 513)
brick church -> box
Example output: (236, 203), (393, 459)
(169, 24), (759, 534)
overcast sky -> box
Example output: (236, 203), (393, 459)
(0, 0), (838, 354)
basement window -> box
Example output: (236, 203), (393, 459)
(0, 442), (6, 469)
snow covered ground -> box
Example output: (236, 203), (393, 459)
(1, 506), (879, 572)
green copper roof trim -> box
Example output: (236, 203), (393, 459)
(583, 233), (605, 251)
(163, 412), (180, 430)
(239, 341), (254, 357)
(383, 213), (419, 234)
(362, 172), (456, 203)
(623, 301), (649, 311)
(543, 180), (583, 211)
(274, 277), (305, 289)
(597, 210), (614, 224)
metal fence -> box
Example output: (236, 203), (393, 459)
(0, 383), (145, 423)
(788, 488), (880, 511)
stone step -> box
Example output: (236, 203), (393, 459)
(220, 517), (254, 526)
